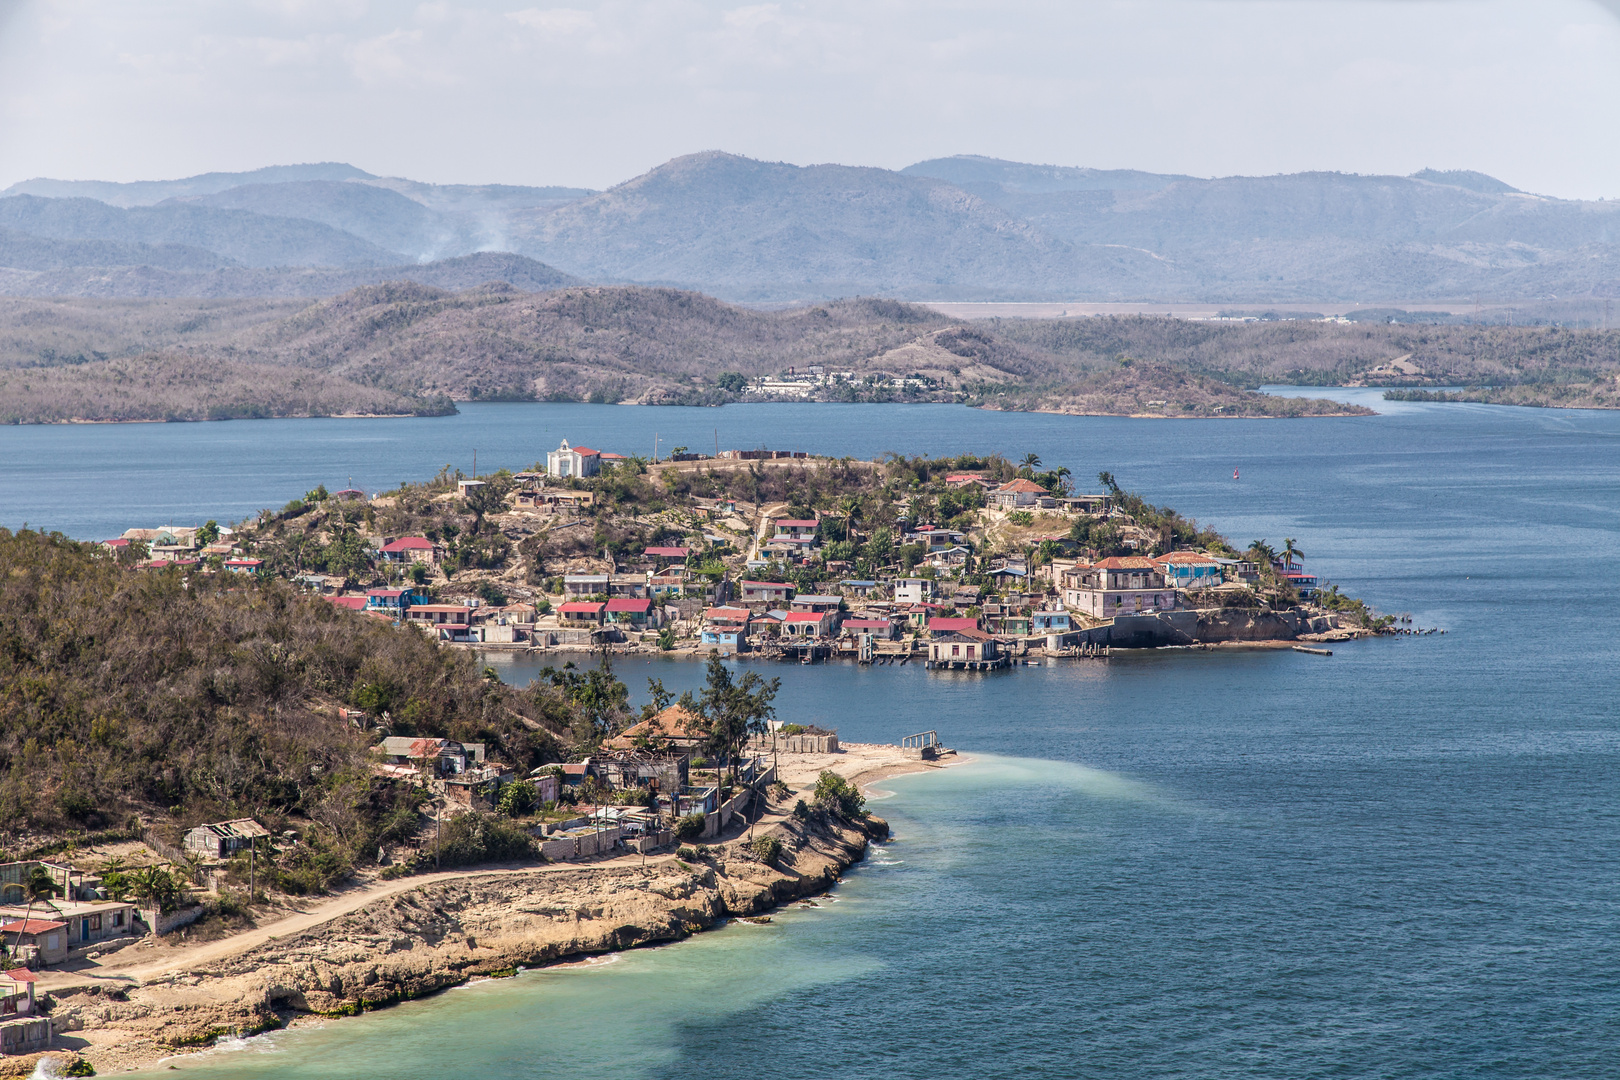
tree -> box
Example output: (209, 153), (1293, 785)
(197, 520), (220, 546)
(716, 372), (748, 393)
(692, 652), (780, 783)
(838, 494), (862, 544)
(129, 866), (181, 913)
(10, 865), (62, 958)
(813, 771), (865, 817)
(465, 482), (507, 528)
(1282, 538), (1304, 568)
(1098, 471), (1121, 496)
(643, 677), (674, 719)
(498, 779), (537, 817)
(1021, 453), (1042, 470)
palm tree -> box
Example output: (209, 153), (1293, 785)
(1052, 465), (1073, 496)
(1282, 538), (1304, 570)
(1249, 539), (1278, 566)
(1021, 453), (1042, 470)
(10, 866), (61, 961)
(838, 494), (862, 544)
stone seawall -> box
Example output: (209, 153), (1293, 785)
(1058, 607), (1344, 648)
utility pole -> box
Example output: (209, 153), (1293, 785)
(435, 805), (441, 870)
(249, 839), (256, 901)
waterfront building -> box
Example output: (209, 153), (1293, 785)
(927, 629), (1003, 668)
(1062, 557), (1177, 618)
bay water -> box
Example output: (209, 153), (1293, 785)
(1, 396), (1617, 1076)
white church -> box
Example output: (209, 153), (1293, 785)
(546, 439), (601, 479)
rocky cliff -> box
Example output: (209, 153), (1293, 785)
(48, 810), (885, 1070)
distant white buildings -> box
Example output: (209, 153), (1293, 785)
(547, 439), (601, 479)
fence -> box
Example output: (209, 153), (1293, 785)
(538, 826), (622, 862)
(141, 829), (189, 866)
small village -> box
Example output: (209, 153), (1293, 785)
(98, 438), (1371, 669)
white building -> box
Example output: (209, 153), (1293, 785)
(894, 578), (938, 604)
(546, 439), (601, 479)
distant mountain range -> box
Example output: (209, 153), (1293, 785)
(3, 154), (1618, 302)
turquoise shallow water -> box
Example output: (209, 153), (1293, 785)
(3, 398), (1617, 1077)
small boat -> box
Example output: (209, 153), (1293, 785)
(1233, 468), (1240, 480)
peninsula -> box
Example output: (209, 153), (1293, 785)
(0, 447), (1397, 1072)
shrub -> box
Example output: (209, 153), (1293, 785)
(434, 813), (537, 868)
(813, 771), (865, 818)
(749, 835), (783, 865)
(778, 723), (807, 736)
(498, 779), (537, 818)
(675, 813), (707, 841)
(770, 781), (791, 800)
(677, 845), (698, 861)
(792, 799), (811, 821)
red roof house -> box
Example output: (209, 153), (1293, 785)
(928, 616), (981, 636)
(380, 537), (440, 564)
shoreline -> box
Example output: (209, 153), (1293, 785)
(18, 746), (965, 1076)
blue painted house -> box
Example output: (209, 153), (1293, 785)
(1031, 610), (1073, 633)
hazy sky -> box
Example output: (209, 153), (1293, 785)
(1, 0), (1617, 198)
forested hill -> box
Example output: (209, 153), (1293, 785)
(0, 529), (577, 871)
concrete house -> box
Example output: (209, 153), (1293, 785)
(406, 604), (476, 641)
(927, 630), (1002, 668)
(1, 967), (38, 1018)
(604, 597), (657, 629)
(783, 610), (836, 638)
(700, 606), (752, 652)
(1062, 557), (1177, 618)
(365, 587), (423, 614)
(894, 578), (938, 604)
(988, 478), (1055, 509)
(379, 537), (442, 566)
(0, 920), (67, 967)
(558, 602), (606, 627)
(1155, 551), (1225, 590)
(738, 580), (794, 605)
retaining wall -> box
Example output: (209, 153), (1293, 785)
(0, 1015), (52, 1055)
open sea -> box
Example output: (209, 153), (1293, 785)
(2, 393), (1617, 1078)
